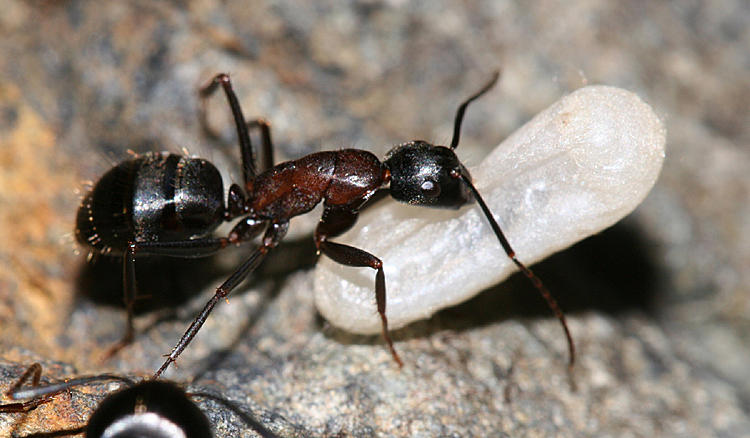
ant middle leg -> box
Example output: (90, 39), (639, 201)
(315, 206), (404, 367)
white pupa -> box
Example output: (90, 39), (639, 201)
(314, 85), (666, 335)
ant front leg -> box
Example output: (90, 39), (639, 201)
(153, 220), (288, 378)
(315, 205), (404, 367)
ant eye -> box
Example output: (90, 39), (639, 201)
(420, 180), (441, 198)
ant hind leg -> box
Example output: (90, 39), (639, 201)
(152, 221), (288, 378)
(101, 237), (238, 361)
(246, 118), (274, 172)
(199, 73), (257, 185)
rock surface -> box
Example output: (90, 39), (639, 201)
(1, 1), (748, 437)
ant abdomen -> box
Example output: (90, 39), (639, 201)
(75, 152), (225, 254)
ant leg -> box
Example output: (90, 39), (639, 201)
(101, 237), (240, 360)
(200, 73), (256, 184)
(0, 363), (53, 412)
(134, 217), (267, 257)
(100, 247), (138, 360)
(153, 221), (288, 378)
(132, 238), (229, 258)
(246, 118), (274, 172)
(315, 206), (404, 367)
(102, 225), (266, 360)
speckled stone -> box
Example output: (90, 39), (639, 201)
(1, 1), (748, 437)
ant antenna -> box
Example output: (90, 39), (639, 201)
(189, 391), (280, 438)
(457, 171), (575, 368)
(447, 71), (575, 367)
(9, 374), (134, 401)
(450, 70), (501, 150)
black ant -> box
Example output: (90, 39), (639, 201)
(74, 71), (574, 378)
(0, 363), (279, 437)
(0, 363), (211, 437)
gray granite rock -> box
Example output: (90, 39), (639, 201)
(1, 1), (748, 437)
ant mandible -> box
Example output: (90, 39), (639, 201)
(75, 71), (574, 378)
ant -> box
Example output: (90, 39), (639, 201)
(75, 71), (574, 378)
(1, 363), (211, 437)
(0, 363), (279, 437)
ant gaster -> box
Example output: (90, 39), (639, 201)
(75, 71), (574, 378)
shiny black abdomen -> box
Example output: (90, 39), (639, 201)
(75, 152), (225, 254)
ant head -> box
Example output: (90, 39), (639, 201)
(383, 71), (501, 210)
(384, 140), (473, 209)
(4, 369), (213, 438)
(86, 380), (212, 438)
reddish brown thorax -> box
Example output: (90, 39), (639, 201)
(247, 149), (386, 219)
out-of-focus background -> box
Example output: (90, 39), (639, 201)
(1, 1), (748, 436)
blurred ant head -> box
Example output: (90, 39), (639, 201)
(1, 364), (214, 438)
